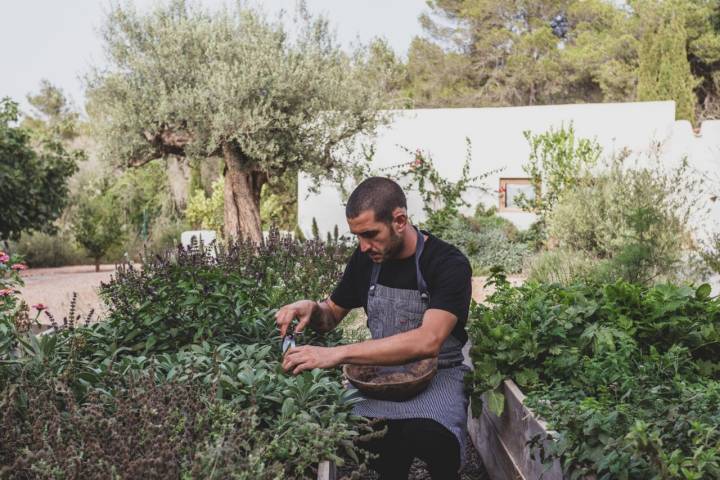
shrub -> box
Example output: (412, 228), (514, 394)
(545, 153), (702, 285)
(1, 229), (365, 478)
(441, 213), (532, 274)
(526, 248), (596, 285)
(467, 272), (720, 479)
(390, 139), (495, 236)
(519, 123), (602, 233)
(73, 183), (126, 272)
(0, 373), (285, 479)
(700, 232), (720, 275)
(10, 230), (88, 267)
(186, 178), (224, 234)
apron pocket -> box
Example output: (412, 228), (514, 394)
(396, 309), (423, 332)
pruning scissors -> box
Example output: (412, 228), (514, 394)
(281, 320), (299, 354)
(282, 332), (296, 354)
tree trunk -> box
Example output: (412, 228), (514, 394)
(222, 143), (265, 244)
(95, 257), (100, 273)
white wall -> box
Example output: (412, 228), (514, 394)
(298, 101), (720, 242)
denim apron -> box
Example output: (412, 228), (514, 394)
(351, 227), (470, 463)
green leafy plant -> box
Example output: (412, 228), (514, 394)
(439, 211), (533, 274)
(519, 123), (601, 228)
(393, 139), (495, 235)
(467, 271), (720, 479)
(545, 151), (702, 285)
(1, 229), (366, 478)
(186, 178), (224, 234)
(72, 180), (126, 272)
(0, 98), (81, 242)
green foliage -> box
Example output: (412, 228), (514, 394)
(467, 273), (720, 479)
(105, 161), (177, 239)
(11, 230), (88, 268)
(520, 123), (602, 227)
(260, 172), (298, 232)
(0, 98), (80, 241)
(545, 152), (701, 285)
(186, 178), (224, 233)
(638, 5), (700, 123)
(21, 79), (79, 141)
(439, 209), (533, 274)
(0, 230), (366, 477)
(403, 37), (477, 107)
(700, 232), (720, 274)
(87, 1), (389, 239)
(384, 140), (534, 273)
(72, 181), (125, 269)
(1, 372), (287, 479)
(408, 0), (639, 107)
(96, 229), (350, 357)
(526, 248), (597, 285)
(392, 139), (495, 235)
(394, 0), (720, 118)
(311, 217), (320, 241)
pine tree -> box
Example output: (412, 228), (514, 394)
(638, 7), (699, 123)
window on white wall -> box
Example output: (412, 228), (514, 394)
(499, 178), (536, 212)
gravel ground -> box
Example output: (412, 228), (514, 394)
(17, 264), (121, 326)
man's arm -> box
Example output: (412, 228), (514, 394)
(275, 297), (349, 336)
(308, 298), (349, 333)
(282, 309), (457, 374)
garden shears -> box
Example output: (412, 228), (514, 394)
(281, 320), (299, 354)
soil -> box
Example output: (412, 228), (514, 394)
(337, 433), (489, 479)
(371, 372), (416, 384)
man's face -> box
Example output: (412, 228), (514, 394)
(347, 209), (406, 263)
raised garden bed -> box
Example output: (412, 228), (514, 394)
(468, 380), (563, 480)
(466, 273), (720, 479)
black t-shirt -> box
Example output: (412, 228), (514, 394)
(330, 231), (472, 343)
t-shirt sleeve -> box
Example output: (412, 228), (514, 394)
(427, 252), (472, 324)
(330, 249), (363, 310)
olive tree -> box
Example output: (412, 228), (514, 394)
(87, 1), (388, 243)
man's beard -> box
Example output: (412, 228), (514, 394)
(371, 230), (405, 263)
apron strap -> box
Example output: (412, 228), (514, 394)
(369, 262), (381, 296)
(368, 226), (430, 300)
(413, 226), (430, 301)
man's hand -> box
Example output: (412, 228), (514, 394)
(275, 300), (317, 337)
(276, 298), (349, 336)
(283, 345), (341, 375)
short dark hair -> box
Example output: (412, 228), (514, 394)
(345, 177), (407, 224)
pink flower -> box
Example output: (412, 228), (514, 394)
(0, 253), (9, 263)
(0, 288), (15, 297)
(32, 303), (47, 311)
(11, 263), (27, 271)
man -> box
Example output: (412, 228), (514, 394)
(276, 177), (472, 479)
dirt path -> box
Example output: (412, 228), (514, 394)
(471, 275), (525, 303)
(18, 265), (120, 326)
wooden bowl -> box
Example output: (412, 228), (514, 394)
(343, 357), (438, 402)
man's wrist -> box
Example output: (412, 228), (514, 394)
(332, 344), (348, 365)
(308, 300), (328, 332)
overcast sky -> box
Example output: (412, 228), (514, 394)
(1, 1), (428, 114)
